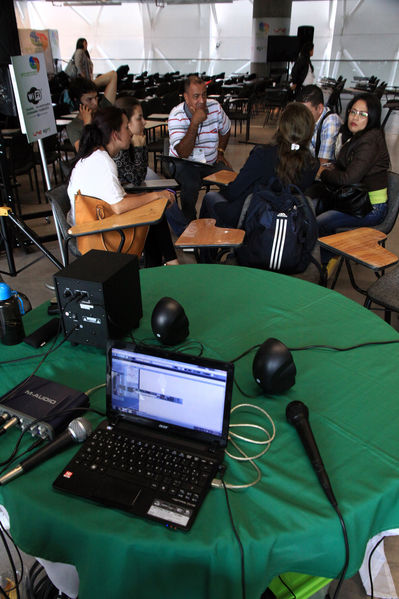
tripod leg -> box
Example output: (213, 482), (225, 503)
(0, 208), (62, 270)
(0, 215), (17, 276)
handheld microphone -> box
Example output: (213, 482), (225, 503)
(0, 417), (92, 485)
(286, 401), (337, 507)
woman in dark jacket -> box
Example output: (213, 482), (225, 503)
(317, 93), (390, 237)
(290, 42), (314, 97)
(200, 102), (319, 228)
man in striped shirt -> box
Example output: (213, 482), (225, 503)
(167, 76), (231, 233)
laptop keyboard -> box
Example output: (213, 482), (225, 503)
(72, 428), (217, 507)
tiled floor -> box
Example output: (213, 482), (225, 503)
(1, 106), (399, 598)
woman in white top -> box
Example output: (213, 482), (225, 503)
(68, 106), (178, 266)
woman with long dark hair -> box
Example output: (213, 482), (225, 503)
(200, 102), (319, 227)
(113, 96), (149, 186)
(316, 93), (390, 235)
(68, 106), (178, 266)
(74, 38), (93, 80)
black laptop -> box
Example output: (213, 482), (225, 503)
(53, 341), (234, 530)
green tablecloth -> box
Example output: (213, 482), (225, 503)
(1, 264), (399, 599)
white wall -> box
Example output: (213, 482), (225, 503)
(14, 0), (253, 76)
(290, 0), (399, 86)
(14, 0), (399, 84)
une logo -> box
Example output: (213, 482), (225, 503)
(29, 56), (40, 72)
(259, 22), (270, 34)
(29, 31), (48, 51)
(27, 87), (42, 104)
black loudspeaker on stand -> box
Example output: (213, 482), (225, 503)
(54, 250), (143, 349)
(297, 26), (314, 47)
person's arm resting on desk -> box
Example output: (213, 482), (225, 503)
(112, 189), (174, 215)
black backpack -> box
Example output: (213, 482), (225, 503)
(236, 178), (318, 274)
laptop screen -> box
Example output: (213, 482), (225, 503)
(106, 342), (233, 446)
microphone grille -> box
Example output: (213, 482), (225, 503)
(286, 400), (309, 424)
(67, 417), (93, 442)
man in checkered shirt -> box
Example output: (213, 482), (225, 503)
(298, 85), (342, 165)
(167, 76), (232, 234)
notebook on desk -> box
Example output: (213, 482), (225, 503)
(53, 341), (234, 530)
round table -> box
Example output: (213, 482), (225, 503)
(1, 264), (399, 599)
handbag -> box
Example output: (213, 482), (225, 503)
(74, 190), (148, 256)
(325, 184), (373, 218)
(65, 55), (78, 79)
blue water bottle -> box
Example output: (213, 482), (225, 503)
(0, 282), (25, 345)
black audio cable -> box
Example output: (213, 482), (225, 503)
(368, 535), (386, 599)
(222, 477), (246, 599)
(0, 416), (19, 437)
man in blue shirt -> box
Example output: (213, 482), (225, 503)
(297, 85), (342, 165)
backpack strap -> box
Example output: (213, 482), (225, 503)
(315, 109), (333, 158)
(237, 193), (253, 229)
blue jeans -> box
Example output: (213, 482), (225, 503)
(317, 202), (387, 263)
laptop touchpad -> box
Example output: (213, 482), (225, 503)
(93, 479), (141, 507)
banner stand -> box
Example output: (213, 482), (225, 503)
(38, 138), (51, 191)
(6, 52), (64, 268)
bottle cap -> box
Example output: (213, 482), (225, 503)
(0, 283), (12, 301)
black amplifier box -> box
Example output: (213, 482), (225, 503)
(54, 250), (142, 348)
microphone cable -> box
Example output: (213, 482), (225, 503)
(325, 504), (349, 599)
(0, 438), (43, 474)
(278, 575), (296, 598)
(0, 405), (104, 475)
(288, 339), (399, 352)
(221, 477), (246, 599)
(233, 377), (261, 399)
(368, 535), (386, 599)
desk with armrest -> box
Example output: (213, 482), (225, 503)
(68, 198), (168, 239)
(124, 178), (179, 193)
(318, 228), (398, 294)
(1, 266), (399, 599)
(202, 169), (237, 187)
(67, 197), (168, 258)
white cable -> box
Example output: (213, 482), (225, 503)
(84, 383), (106, 397)
(212, 402), (276, 490)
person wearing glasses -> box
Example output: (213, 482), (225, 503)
(313, 93), (390, 276)
(316, 93), (389, 233)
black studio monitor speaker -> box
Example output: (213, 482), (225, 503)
(252, 338), (296, 395)
(297, 26), (314, 47)
(54, 250), (142, 349)
(151, 297), (189, 346)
